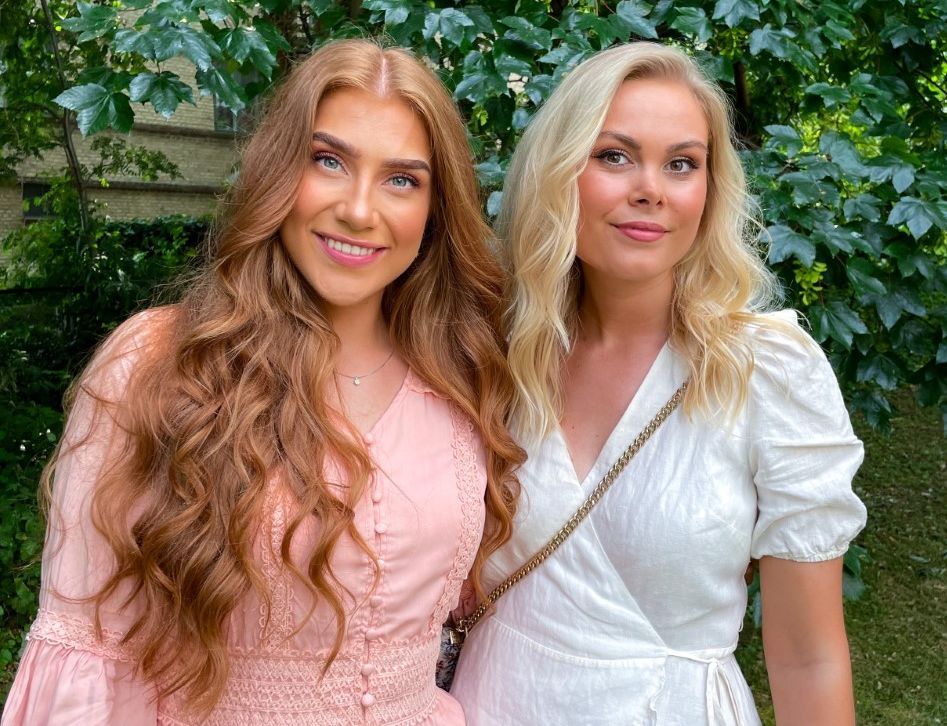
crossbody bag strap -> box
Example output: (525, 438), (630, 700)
(453, 379), (689, 636)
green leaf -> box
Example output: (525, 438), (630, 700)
(819, 132), (868, 179)
(824, 18), (856, 44)
(887, 197), (945, 240)
(253, 19), (291, 53)
(496, 53), (533, 79)
(893, 319), (936, 359)
(524, 74), (555, 105)
(865, 288), (926, 329)
(712, 0), (760, 28)
(220, 27), (276, 77)
(487, 190), (503, 217)
(883, 243), (936, 279)
(475, 158), (505, 187)
(512, 107), (531, 130)
(177, 26), (221, 71)
(767, 224), (816, 266)
(423, 8), (475, 46)
(866, 156), (916, 192)
(805, 82), (851, 108)
(53, 84), (133, 135)
(846, 258), (887, 297)
(843, 194), (881, 223)
(937, 339), (947, 365)
(615, 0), (659, 40)
(764, 124), (802, 157)
(856, 354), (901, 391)
(454, 71), (507, 103)
(842, 572), (866, 601)
(61, 2), (118, 43)
(199, 0), (241, 24)
(461, 5), (495, 35)
(113, 28), (159, 59)
(892, 165), (915, 194)
(500, 17), (552, 52)
(813, 222), (857, 255)
(780, 171), (835, 206)
(749, 24), (796, 59)
(880, 22), (923, 48)
(129, 71), (195, 118)
(670, 7), (712, 43)
(851, 389), (892, 431)
(196, 66), (245, 111)
(808, 300), (868, 349)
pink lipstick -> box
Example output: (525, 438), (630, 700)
(616, 221), (667, 242)
(318, 232), (385, 268)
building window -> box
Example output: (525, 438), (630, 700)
(22, 182), (52, 225)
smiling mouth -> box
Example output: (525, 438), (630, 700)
(323, 236), (379, 257)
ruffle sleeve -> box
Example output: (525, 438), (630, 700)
(1, 310), (171, 726)
(747, 310), (867, 562)
(1, 622), (156, 725)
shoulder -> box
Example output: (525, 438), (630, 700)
(81, 306), (179, 399)
(740, 309), (853, 435)
(741, 309), (830, 389)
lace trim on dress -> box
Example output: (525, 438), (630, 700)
(28, 608), (135, 662)
(427, 406), (482, 633)
(159, 636), (440, 726)
(258, 485), (296, 652)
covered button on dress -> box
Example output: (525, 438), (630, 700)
(451, 311), (867, 726)
(2, 312), (487, 726)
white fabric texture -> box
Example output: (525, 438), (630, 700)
(451, 310), (867, 725)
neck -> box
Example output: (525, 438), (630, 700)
(324, 297), (391, 374)
(576, 269), (673, 349)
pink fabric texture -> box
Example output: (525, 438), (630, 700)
(2, 312), (486, 725)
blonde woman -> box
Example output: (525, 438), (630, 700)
(451, 43), (866, 725)
(2, 40), (521, 725)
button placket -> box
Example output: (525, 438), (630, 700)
(361, 433), (386, 713)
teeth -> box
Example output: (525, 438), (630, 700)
(325, 237), (376, 257)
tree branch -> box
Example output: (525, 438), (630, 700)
(38, 0), (89, 232)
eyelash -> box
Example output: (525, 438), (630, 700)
(310, 151), (420, 189)
(593, 149), (700, 173)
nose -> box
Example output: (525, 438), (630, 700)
(335, 177), (377, 230)
(628, 165), (663, 206)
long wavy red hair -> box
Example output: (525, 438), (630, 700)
(42, 39), (521, 716)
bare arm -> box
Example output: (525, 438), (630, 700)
(760, 556), (855, 726)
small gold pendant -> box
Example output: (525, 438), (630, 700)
(353, 377), (361, 386)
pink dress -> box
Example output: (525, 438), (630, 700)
(2, 311), (485, 725)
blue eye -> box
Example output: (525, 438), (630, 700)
(389, 174), (418, 189)
(313, 153), (342, 171)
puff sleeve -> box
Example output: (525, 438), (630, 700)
(747, 311), (867, 563)
(1, 311), (170, 726)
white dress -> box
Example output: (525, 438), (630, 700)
(451, 311), (867, 726)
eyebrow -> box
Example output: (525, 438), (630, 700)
(311, 131), (432, 174)
(599, 130), (708, 154)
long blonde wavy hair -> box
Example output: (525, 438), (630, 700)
(42, 39), (521, 715)
(502, 42), (786, 445)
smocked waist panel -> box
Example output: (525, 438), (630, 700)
(160, 636), (441, 726)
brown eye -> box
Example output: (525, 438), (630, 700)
(595, 149), (629, 165)
(667, 157), (698, 173)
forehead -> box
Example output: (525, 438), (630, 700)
(313, 87), (431, 159)
(601, 78), (709, 143)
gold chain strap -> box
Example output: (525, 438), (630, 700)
(454, 379), (689, 635)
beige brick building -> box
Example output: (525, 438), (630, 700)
(1, 57), (242, 236)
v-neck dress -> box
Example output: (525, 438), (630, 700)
(2, 310), (486, 726)
(451, 310), (867, 726)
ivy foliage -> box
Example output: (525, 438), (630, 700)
(27, 0), (947, 433)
